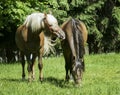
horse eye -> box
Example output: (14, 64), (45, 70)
(49, 24), (52, 27)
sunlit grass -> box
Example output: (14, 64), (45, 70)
(0, 53), (120, 95)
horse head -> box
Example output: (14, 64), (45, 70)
(43, 13), (65, 40)
(72, 57), (83, 84)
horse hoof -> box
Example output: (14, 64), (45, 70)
(28, 78), (32, 82)
(22, 77), (25, 81)
(32, 77), (35, 81)
(74, 83), (82, 88)
(39, 78), (43, 82)
(69, 79), (74, 83)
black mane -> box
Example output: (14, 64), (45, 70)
(71, 18), (85, 60)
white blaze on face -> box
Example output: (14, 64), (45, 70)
(47, 14), (58, 28)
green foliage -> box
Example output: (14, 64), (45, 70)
(112, 7), (120, 34)
(112, 6), (120, 52)
(11, 1), (35, 26)
(0, 1), (34, 32)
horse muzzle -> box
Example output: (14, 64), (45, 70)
(53, 29), (65, 40)
(58, 29), (65, 40)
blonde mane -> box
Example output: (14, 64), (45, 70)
(23, 12), (59, 55)
(23, 13), (45, 32)
(43, 36), (56, 56)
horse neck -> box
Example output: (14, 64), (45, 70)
(24, 13), (45, 34)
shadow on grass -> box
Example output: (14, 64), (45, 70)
(0, 78), (27, 83)
(0, 77), (74, 88)
(43, 76), (73, 88)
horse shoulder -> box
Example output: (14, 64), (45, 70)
(39, 32), (44, 47)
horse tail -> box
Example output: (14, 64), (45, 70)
(77, 20), (85, 57)
(43, 36), (56, 56)
(72, 19), (85, 71)
(72, 19), (85, 58)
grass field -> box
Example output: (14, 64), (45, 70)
(0, 53), (120, 95)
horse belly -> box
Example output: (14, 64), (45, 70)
(16, 36), (40, 53)
(26, 42), (40, 53)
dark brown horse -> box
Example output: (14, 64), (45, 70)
(61, 18), (88, 84)
(15, 12), (65, 82)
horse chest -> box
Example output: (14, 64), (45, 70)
(18, 35), (40, 53)
(25, 39), (40, 52)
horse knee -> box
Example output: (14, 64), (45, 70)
(38, 63), (43, 70)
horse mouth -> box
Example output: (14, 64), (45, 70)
(53, 31), (65, 40)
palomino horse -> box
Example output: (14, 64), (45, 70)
(61, 18), (88, 84)
(15, 12), (65, 82)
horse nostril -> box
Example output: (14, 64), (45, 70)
(62, 35), (65, 40)
(60, 35), (64, 39)
(59, 31), (65, 40)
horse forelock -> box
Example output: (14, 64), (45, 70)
(23, 13), (45, 32)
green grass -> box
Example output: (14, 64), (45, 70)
(0, 53), (120, 95)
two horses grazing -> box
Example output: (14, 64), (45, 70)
(15, 12), (65, 82)
(61, 18), (88, 84)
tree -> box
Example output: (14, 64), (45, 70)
(0, 0), (35, 62)
(0, 0), (120, 63)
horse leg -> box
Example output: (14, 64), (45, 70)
(62, 47), (71, 82)
(26, 54), (32, 82)
(70, 65), (74, 81)
(65, 63), (69, 82)
(82, 58), (85, 71)
(79, 58), (85, 81)
(20, 52), (25, 80)
(31, 53), (37, 80)
(38, 47), (44, 82)
(69, 55), (75, 82)
(38, 55), (43, 82)
(64, 55), (71, 82)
